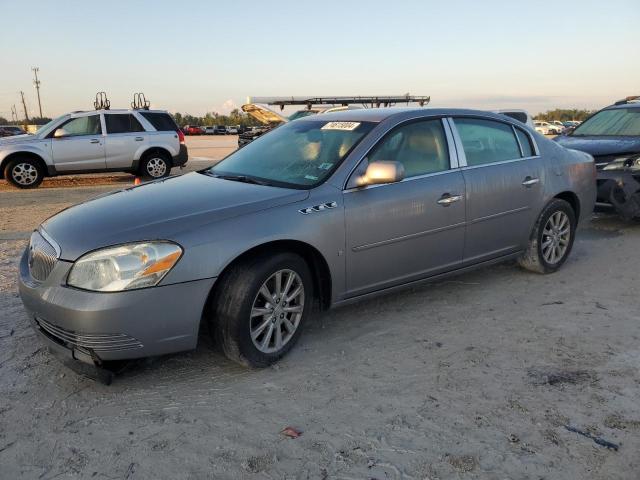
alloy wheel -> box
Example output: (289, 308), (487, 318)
(250, 269), (305, 354)
(12, 163), (39, 186)
(146, 158), (167, 177)
(541, 211), (571, 264)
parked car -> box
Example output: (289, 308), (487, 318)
(214, 125), (227, 135)
(238, 126), (272, 148)
(554, 96), (640, 218)
(184, 125), (204, 135)
(492, 109), (535, 129)
(534, 121), (561, 135)
(0, 125), (27, 137)
(550, 121), (566, 132)
(202, 126), (216, 135)
(226, 126), (239, 135)
(0, 109), (187, 188)
(18, 108), (595, 381)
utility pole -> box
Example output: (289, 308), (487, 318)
(20, 91), (30, 122)
(32, 67), (43, 118)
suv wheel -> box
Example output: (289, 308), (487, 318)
(210, 252), (313, 367)
(4, 157), (44, 189)
(518, 198), (576, 274)
(140, 152), (171, 179)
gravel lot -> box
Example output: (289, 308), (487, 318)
(0, 135), (638, 478)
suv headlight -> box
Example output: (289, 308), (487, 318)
(67, 241), (182, 292)
(602, 155), (640, 171)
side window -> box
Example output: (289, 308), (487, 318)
(368, 119), (450, 178)
(454, 118), (521, 166)
(139, 112), (178, 131)
(60, 115), (101, 137)
(514, 128), (534, 157)
(105, 114), (145, 134)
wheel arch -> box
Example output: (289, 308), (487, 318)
(205, 239), (332, 316)
(0, 151), (49, 179)
(553, 190), (580, 221)
(135, 146), (173, 174)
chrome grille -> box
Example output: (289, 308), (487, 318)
(28, 230), (58, 282)
(36, 317), (143, 352)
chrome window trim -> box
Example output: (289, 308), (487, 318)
(445, 117), (467, 167)
(459, 155), (540, 171)
(342, 116), (457, 191)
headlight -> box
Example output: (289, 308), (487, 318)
(67, 241), (182, 292)
(602, 155), (640, 171)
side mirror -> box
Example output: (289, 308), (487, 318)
(53, 128), (69, 138)
(357, 161), (405, 187)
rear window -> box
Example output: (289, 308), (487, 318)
(514, 128), (534, 157)
(105, 114), (144, 134)
(139, 112), (179, 132)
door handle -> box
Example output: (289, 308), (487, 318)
(90, 139), (100, 144)
(437, 193), (463, 206)
(134, 137), (144, 141)
(522, 176), (540, 187)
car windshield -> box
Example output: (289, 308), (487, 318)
(571, 108), (640, 136)
(208, 120), (375, 188)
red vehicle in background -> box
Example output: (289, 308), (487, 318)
(183, 125), (204, 135)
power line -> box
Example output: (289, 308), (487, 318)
(32, 67), (43, 118)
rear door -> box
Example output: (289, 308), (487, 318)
(343, 118), (466, 297)
(50, 114), (105, 171)
(449, 117), (544, 264)
(103, 113), (147, 169)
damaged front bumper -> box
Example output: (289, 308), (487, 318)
(596, 170), (640, 219)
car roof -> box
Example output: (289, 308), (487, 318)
(69, 109), (169, 117)
(605, 102), (640, 111)
(296, 107), (519, 123)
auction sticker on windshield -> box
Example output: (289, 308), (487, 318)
(321, 121), (361, 131)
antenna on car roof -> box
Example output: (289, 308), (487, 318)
(131, 92), (151, 110)
(94, 92), (110, 110)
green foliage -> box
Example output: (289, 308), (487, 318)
(172, 109), (262, 127)
(534, 109), (595, 122)
(0, 116), (8, 124)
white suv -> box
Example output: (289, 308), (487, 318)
(0, 109), (187, 188)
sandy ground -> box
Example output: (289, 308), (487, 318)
(0, 152), (639, 478)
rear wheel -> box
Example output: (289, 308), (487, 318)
(518, 198), (576, 274)
(4, 157), (45, 189)
(210, 252), (313, 367)
(140, 152), (171, 180)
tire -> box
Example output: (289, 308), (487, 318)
(3, 157), (45, 189)
(210, 252), (314, 367)
(140, 152), (172, 180)
(518, 198), (576, 274)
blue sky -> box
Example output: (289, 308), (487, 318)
(1, 0), (638, 119)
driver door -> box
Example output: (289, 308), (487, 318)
(51, 114), (106, 171)
(343, 118), (466, 297)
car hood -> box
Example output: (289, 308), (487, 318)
(42, 172), (309, 260)
(554, 135), (640, 157)
(241, 104), (287, 125)
(0, 133), (37, 146)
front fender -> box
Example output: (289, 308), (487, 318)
(0, 142), (52, 165)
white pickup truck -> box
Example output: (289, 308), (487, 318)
(0, 109), (187, 188)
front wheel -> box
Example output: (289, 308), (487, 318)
(4, 157), (45, 189)
(210, 252), (313, 367)
(518, 198), (576, 274)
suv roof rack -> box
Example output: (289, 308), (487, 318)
(248, 95), (430, 111)
(131, 92), (151, 110)
(94, 92), (111, 110)
(614, 95), (640, 105)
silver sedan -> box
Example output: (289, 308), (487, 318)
(18, 108), (596, 380)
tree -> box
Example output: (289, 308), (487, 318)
(0, 116), (8, 124)
(534, 109), (594, 122)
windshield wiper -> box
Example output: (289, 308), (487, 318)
(207, 172), (271, 186)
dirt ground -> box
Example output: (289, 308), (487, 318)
(0, 141), (639, 478)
